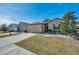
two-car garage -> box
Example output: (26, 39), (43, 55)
(28, 23), (45, 33)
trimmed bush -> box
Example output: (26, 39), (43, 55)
(24, 30), (27, 32)
(48, 29), (63, 34)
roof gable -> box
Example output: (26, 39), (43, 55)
(49, 18), (63, 23)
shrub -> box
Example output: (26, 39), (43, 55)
(48, 29), (63, 34)
(24, 30), (27, 32)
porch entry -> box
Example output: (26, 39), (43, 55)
(44, 23), (48, 32)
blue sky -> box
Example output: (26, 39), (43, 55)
(0, 3), (79, 25)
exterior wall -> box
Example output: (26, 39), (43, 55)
(48, 20), (63, 30)
(28, 24), (44, 33)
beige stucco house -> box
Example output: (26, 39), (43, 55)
(27, 18), (63, 33)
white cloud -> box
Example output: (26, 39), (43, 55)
(0, 16), (17, 25)
(0, 15), (36, 25)
(0, 19), (13, 25)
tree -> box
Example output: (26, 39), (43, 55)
(60, 22), (66, 32)
(0, 24), (7, 32)
(63, 11), (77, 33)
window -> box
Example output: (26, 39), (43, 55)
(53, 24), (60, 29)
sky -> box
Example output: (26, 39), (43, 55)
(0, 3), (79, 25)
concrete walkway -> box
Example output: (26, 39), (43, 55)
(0, 33), (36, 55)
(40, 34), (73, 39)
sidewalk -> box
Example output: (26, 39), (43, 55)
(40, 34), (73, 39)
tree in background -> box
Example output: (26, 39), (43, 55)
(0, 24), (7, 32)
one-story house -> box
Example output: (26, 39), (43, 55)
(27, 18), (63, 33)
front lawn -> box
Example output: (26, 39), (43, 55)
(15, 35), (79, 55)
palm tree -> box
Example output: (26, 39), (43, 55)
(63, 11), (77, 33)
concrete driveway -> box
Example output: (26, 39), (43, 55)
(0, 33), (36, 55)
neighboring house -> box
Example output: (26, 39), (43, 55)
(28, 18), (63, 33)
(19, 22), (28, 32)
(76, 23), (79, 33)
(7, 24), (19, 32)
(7, 22), (28, 32)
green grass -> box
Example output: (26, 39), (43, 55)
(15, 35), (79, 55)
